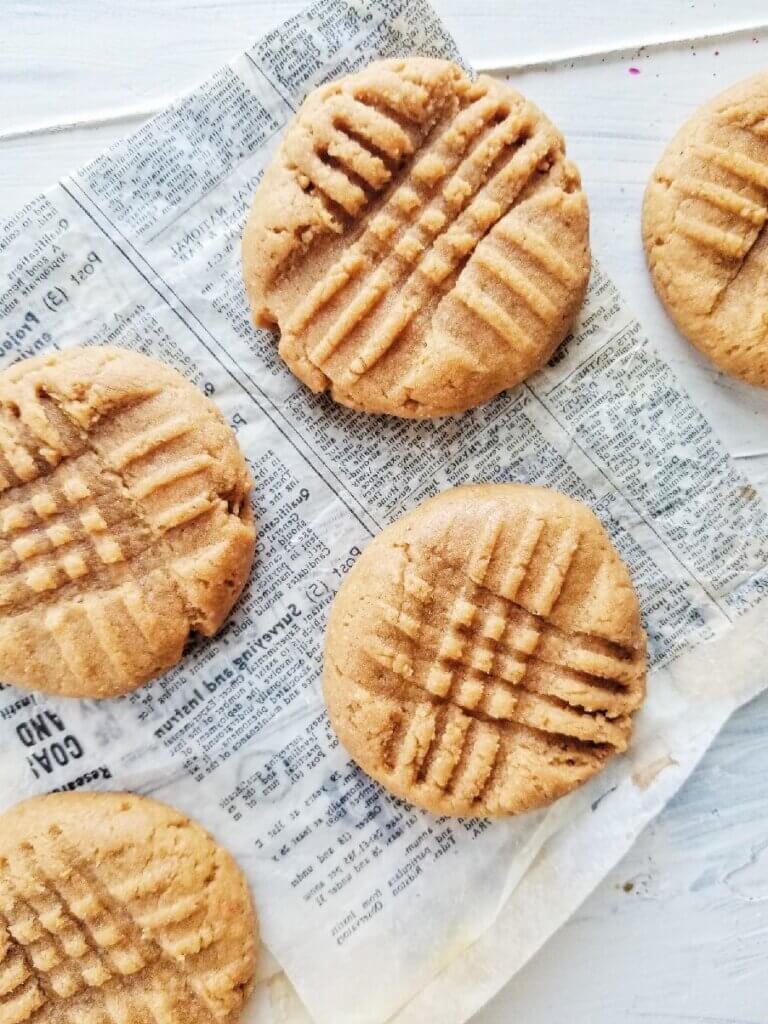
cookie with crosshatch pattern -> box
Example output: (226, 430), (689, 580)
(323, 484), (647, 817)
(643, 72), (768, 386)
(0, 792), (257, 1024)
(0, 345), (255, 699)
(242, 58), (590, 416)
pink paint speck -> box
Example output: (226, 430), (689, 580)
(628, 66), (641, 75)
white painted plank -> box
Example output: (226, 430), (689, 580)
(3, 1), (768, 132)
(482, 692), (768, 1022)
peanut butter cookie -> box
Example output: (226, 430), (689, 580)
(644, 72), (768, 386)
(323, 485), (646, 817)
(0, 346), (255, 699)
(243, 58), (590, 416)
(0, 792), (257, 1024)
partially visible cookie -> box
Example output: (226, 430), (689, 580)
(643, 73), (768, 386)
(0, 792), (257, 1024)
(323, 485), (646, 817)
(0, 346), (255, 699)
(243, 58), (590, 417)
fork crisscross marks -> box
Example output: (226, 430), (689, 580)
(102, 850), (254, 1006)
(0, 396), (83, 500)
(643, 74), (768, 385)
(366, 513), (639, 770)
(681, 92), (768, 256)
(0, 795), (257, 1024)
(283, 80), (536, 362)
(0, 452), (155, 615)
(434, 189), (587, 383)
(288, 83), (558, 392)
(671, 134), (768, 262)
(244, 58), (590, 416)
(325, 485), (646, 816)
(650, 78), (768, 292)
(36, 832), (231, 1023)
(86, 394), (218, 538)
(283, 75), (422, 220)
(0, 446), (184, 696)
(0, 347), (255, 698)
(0, 841), (147, 1013)
(0, 832), (226, 1024)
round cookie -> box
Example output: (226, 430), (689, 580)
(323, 484), (646, 817)
(243, 58), (590, 417)
(0, 345), (255, 699)
(643, 73), (768, 386)
(0, 792), (257, 1024)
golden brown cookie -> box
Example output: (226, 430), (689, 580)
(643, 73), (768, 386)
(323, 485), (646, 817)
(0, 346), (255, 699)
(243, 58), (590, 416)
(0, 792), (257, 1024)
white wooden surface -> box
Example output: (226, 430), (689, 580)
(3, 2), (768, 1021)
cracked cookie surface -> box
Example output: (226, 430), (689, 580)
(643, 73), (768, 386)
(323, 485), (646, 817)
(242, 58), (590, 417)
(0, 345), (255, 698)
(0, 792), (257, 1024)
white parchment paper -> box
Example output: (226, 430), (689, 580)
(1, 1), (767, 1022)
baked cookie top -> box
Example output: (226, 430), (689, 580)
(0, 792), (257, 1024)
(643, 72), (768, 386)
(323, 485), (646, 817)
(0, 346), (255, 699)
(243, 58), (590, 417)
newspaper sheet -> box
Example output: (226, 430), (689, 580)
(1, 1), (767, 1022)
